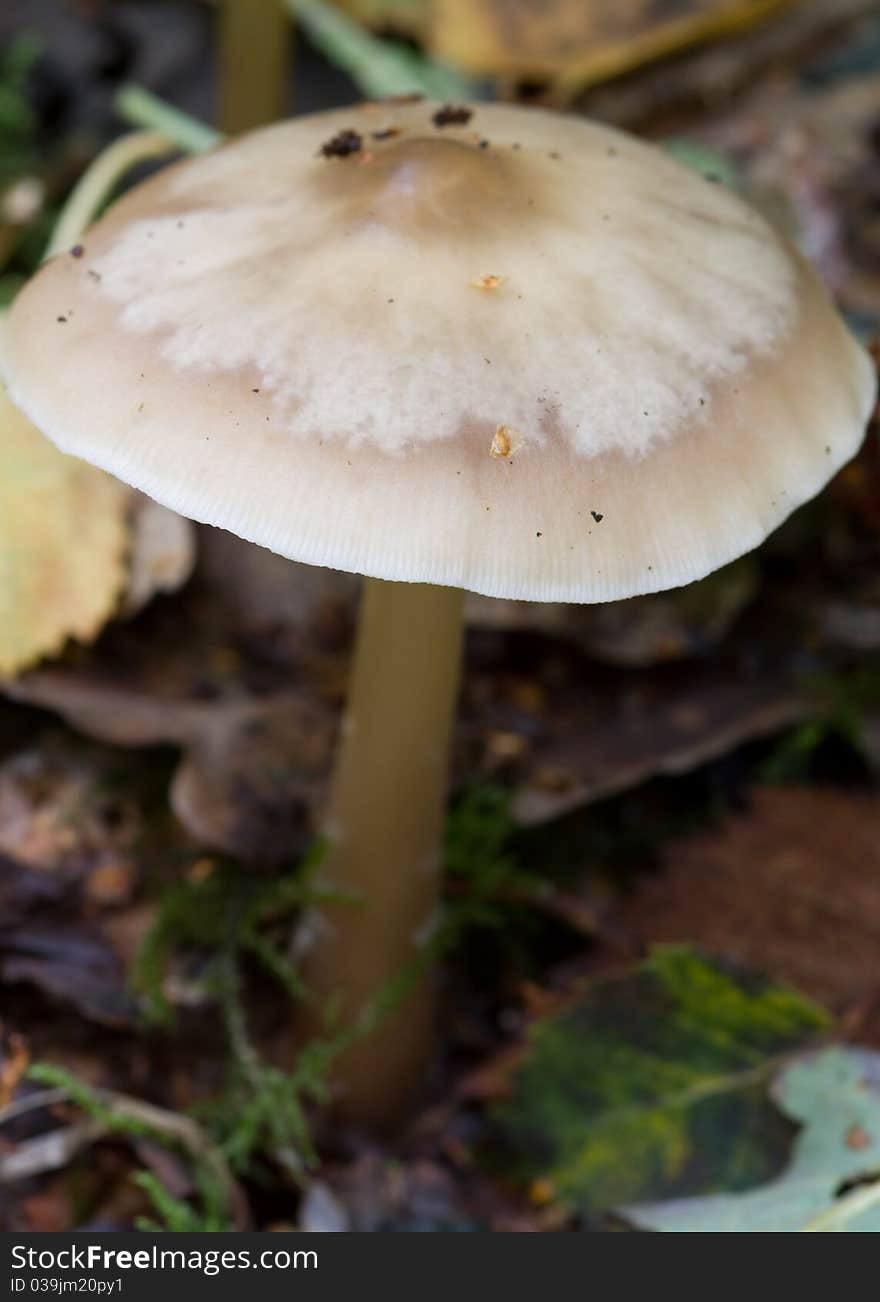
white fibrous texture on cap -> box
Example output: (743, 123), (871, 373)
(3, 102), (876, 601)
(89, 133), (795, 460)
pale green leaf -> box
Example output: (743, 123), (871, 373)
(626, 1048), (880, 1232)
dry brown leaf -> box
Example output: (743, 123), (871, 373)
(0, 746), (140, 886)
(6, 674), (334, 865)
(0, 925), (134, 1028)
(577, 0), (874, 129)
(511, 671), (805, 825)
(616, 786), (880, 1012)
(429, 0), (795, 100)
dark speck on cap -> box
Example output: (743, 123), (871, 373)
(432, 104), (473, 128)
(320, 129), (363, 159)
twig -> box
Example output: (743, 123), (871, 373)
(1, 1078), (245, 1227)
(101, 1089), (246, 1226)
(0, 1086), (68, 1125)
(0, 1119), (104, 1182)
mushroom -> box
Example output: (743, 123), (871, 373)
(3, 102), (875, 1125)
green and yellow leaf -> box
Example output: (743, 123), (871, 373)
(493, 946), (829, 1217)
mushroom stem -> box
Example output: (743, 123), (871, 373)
(305, 577), (464, 1127)
(216, 0), (292, 134)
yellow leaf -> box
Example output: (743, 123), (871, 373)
(0, 387), (129, 677)
(429, 0), (797, 100)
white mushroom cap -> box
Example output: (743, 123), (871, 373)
(3, 102), (875, 602)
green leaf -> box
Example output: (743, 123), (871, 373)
(663, 140), (742, 191)
(493, 946), (829, 1217)
(625, 1047), (880, 1232)
(285, 0), (478, 101)
(132, 1171), (230, 1233)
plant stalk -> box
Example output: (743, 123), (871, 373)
(284, 0), (476, 101)
(303, 577), (464, 1127)
(216, 0), (292, 134)
(115, 85), (221, 154)
(45, 131), (174, 260)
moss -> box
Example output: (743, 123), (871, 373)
(493, 947), (829, 1215)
